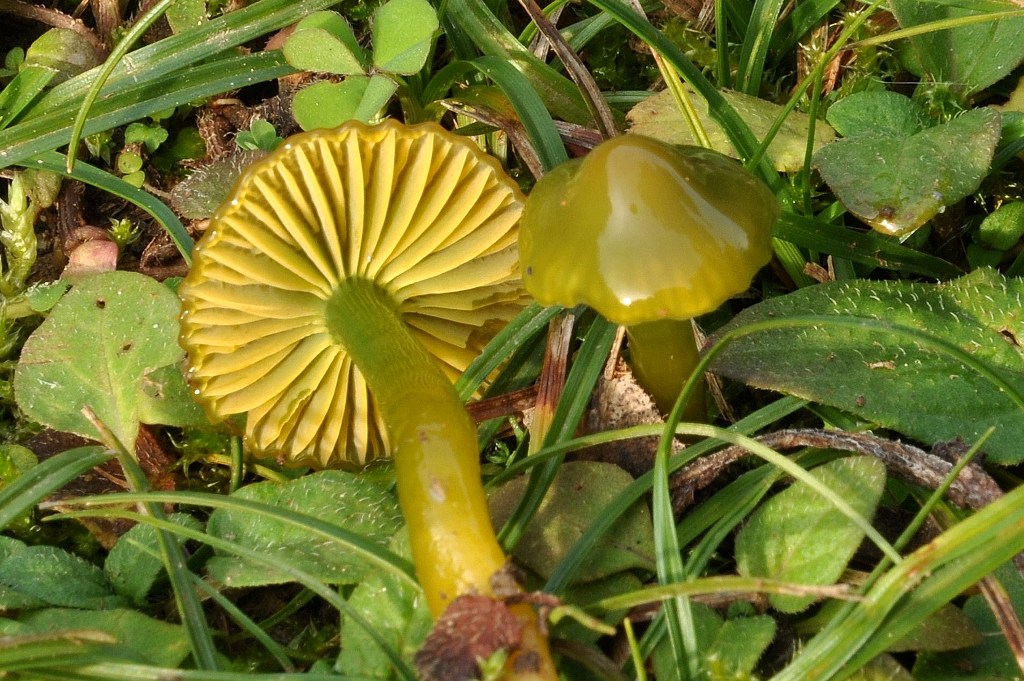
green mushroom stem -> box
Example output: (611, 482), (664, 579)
(626, 319), (706, 419)
(326, 277), (557, 680)
(325, 277), (506, 610)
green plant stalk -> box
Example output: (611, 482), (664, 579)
(626, 319), (705, 419)
(323, 277), (557, 679)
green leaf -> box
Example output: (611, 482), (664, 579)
(0, 65), (54, 131)
(825, 91), (926, 139)
(488, 461), (655, 583)
(736, 456), (886, 613)
(913, 564), (1024, 679)
(0, 541), (127, 610)
(890, 0), (1024, 95)
(888, 603), (981, 653)
(979, 201), (1024, 251)
(165, 0), (207, 33)
(813, 107), (1001, 236)
(336, 532), (431, 679)
(291, 75), (398, 131)
(283, 11), (366, 75)
(846, 654), (915, 681)
(372, 0), (438, 75)
(705, 615), (777, 679)
(626, 85), (835, 172)
(137, 362), (209, 428)
(105, 514), (204, 606)
(205, 470), (403, 587)
(0, 608), (189, 667)
(13, 271), (186, 452)
(710, 268), (1024, 463)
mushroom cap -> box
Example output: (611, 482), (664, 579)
(519, 134), (779, 326)
(179, 120), (528, 468)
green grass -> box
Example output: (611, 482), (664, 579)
(2, 0), (1024, 679)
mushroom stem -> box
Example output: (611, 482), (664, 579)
(325, 277), (557, 679)
(325, 276), (506, 612)
(626, 319), (706, 420)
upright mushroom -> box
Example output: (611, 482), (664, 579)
(519, 134), (779, 415)
(179, 120), (555, 678)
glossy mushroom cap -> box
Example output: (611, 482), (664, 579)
(519, 134), (779, 325)
(179, 120), (529, 468)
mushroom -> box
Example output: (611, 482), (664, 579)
(519, 133), (779, 416)
(179, 120), (556, 677)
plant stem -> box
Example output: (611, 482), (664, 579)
(627, 319), (705, 420)
(325, 277), (557, 679)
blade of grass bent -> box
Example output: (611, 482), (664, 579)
(27, 151), (193, 262)
(0, 446), (111, 531)
(66, 0), (176, 172)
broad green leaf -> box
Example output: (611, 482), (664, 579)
(825, 91), (925, 139)
(283, 11), (366, 76)
(710, 268), (1024, 463)
(888, 604), (981, 653)
(206, 471), (403, 587)
(291, 75), (397, 131)
(890, 0), (1024, 95)
(105, 514), (204, 606)
(0, 608), (189, 667)
(336, 532), (430, 679)
(13, 271), (186, 452)
(705, 615), (776, 679)
(372, 0), (438, 75)
(735, 457), (886, 613)
(913, 563), (1024, 679)
(813, 107), (1001, 236)
(488, 461), (655, 583)
(0, 541), (127, 610)
(626, 85), (835, 172)
(137, 362), (209, 428)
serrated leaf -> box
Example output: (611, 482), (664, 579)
(813, 107), (1001, 236)
(705, 615), (776, 680)
(283, 11), (366, 75)
(488, 461), (655, 583)
(709, 268), (1024, 463)
(105, 514), (204, 606)
(0, 543), (126, 610)
(735, 457), (886, 613)
(13, 272), (186, 452)
(890, 0), (1024, 95)
(206, 470), (403, 588)
(0, 608), (189, 667)
(626, 85), (835, 172)
(336, 531), (430, 679)
(371, 0), (438, 75)
(825, 91), (926, 139)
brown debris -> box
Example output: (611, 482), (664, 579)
(415, 594), (524, 681)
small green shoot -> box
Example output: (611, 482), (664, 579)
(234, 118), (283, 151)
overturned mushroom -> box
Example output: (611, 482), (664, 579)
(519, 134), (779, 416)
(179, 120), (555, 678)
